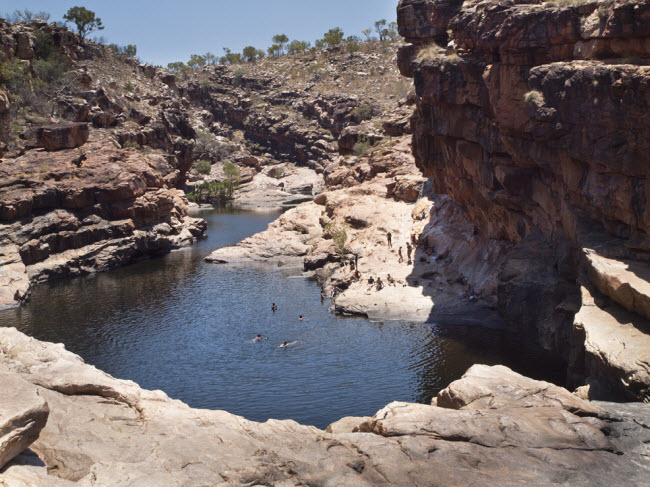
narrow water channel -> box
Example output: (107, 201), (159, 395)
(0, 209), (553, 428)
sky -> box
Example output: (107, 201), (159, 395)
(0, 0), (399, 66)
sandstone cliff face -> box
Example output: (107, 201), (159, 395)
(398, 0), (650, 401)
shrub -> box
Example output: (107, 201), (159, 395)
(322, 28), (345, 47)
(121, 140), (142, 149)
(524, 90), (544, 105)
(223, 161), (240, 184)
(353, 135), (372, 156)
(272, 167), (284, 179)
(233, 68), (245, 87)
(30, 30), (70, 84)
(194, 159), (212, 175)
(124, 81), (134, 92)
(349, 105), (374, 124)
(123, 44), (137, 57)
(324, 221), (349, 253)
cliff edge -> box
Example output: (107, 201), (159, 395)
(397, 0), (650, 401)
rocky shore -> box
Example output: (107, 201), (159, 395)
(1, 327), (648, 486)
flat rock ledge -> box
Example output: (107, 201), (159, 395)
(0, 328), (648, 486)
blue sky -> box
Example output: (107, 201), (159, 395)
(1, 1), (399, 66)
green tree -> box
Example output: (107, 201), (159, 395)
(123, 44), (137, 57)
(220, 48), (242, 64)
(242, 46), (259, 62)
(322, 28), (344, 47)
(361, 28), (373, 41)
(267, 44), (281, 57)
(167, 61), (187, 73)
(272, 34), (289, 54)
(287, 40), (310, 54)
(374, 19), (387, 41)
(63, 6), (104, 41)
(204, 52), (218, 65)
(386, 22), (399, 40)
(188, 54), (207, 68)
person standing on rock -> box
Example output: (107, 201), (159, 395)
(398, 247), (404, 263)
(387, 231), (392, 248)
(375, 277), (384, 291)
(406, 243), (413, 265)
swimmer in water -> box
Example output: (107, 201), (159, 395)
(299, 315), (304, 321)
(271, 302), (277, 311)
(279, 340), (289, 348)
(254, 334), (262, 341)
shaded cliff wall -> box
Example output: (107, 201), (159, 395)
(398, 0), (650, 400)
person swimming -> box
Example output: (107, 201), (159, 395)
(254, 334), (262, 341)
(279, 340), (289, 348)
(299, 315), (303, 321)
(271, 302), (277, 311)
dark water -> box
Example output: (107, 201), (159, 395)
(0, 209), (553, 428)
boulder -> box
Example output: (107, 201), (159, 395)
(437, 364), (604, 417)
(0, 373), (49, 469)
(37, 123), (89, 151)
(14, 32), (34, 60)
(337, 124), (383, 153)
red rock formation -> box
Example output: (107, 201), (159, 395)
(398, 0), (650, 400)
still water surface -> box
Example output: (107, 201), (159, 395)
(0, 209), (546, 428)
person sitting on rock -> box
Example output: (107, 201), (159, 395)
(353, 269), (361, 281)
(367, 276), (375, 292)
(387, 274), (396, 286)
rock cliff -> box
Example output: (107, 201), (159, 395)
(1, 327), (648, 486)
(0, 20), (206, 310)
(397, 0), (650, 402)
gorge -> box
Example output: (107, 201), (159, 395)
(1, 0), (649, 485)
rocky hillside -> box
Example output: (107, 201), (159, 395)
(397, 0), (650, 401)
(0, 18), (412, 309)
(0, 19), (206, 309)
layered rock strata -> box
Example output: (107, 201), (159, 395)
(0, 130), (206, 310)
(0, 328), (647, 486)
(397, 0), (650, 401)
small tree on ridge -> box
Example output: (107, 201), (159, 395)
(63, 6), (104, 41)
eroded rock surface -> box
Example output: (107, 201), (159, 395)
(0, 374), (49, 470)
(397, 0), (650, 400)
(0, 329), (647, 486)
